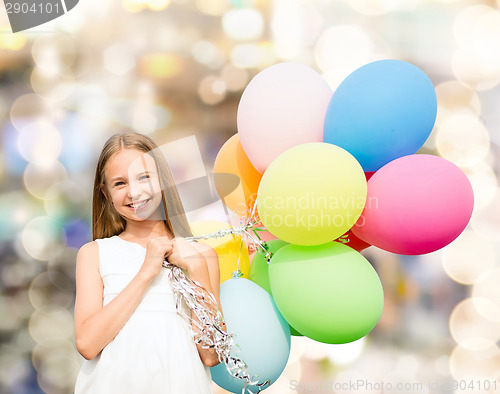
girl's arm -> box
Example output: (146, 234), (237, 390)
(186, 243), (224, 368)
(74, 238), (172, 360)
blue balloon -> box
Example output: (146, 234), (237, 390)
(211, 277), (291, 393)
(323, 60), (437, 172)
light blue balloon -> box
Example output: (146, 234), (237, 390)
(323, 60), (437, 172)
(211, 277), (291, 393)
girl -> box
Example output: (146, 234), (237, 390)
(74, 132), (221, 393)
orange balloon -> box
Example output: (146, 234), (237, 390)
(214, 134), (262, 217)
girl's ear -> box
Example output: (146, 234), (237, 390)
(100, 183), (109, 201)
(101, 183), (115, 207)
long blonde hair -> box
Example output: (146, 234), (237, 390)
(92, 132), (193, 240)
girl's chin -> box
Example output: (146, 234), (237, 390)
(134, 207), (163, 221)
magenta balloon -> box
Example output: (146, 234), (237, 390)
(237, 62), (332, 173)
(352, 154), (474, 255)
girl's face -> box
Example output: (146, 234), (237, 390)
(101, 148), (163, 222)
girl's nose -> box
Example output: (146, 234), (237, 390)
(127, 181), (142, 199)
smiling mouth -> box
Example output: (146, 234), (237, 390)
(126, 199), (150, 209)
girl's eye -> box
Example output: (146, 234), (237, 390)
(113, 175), (150, 187)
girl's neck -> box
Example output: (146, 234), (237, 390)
(120, 220), (173, 240)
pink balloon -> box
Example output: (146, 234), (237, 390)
(352, 154), (474, 255)
(255, 228), (278, 242)
(237, 62), (332, 173)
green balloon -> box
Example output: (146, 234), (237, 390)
(248, 239), (288, 294)
(248, 239), (304, 337)
(289, 325), (303, 337)
(269, 242), (383, 344)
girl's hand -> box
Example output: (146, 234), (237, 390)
(140, 237), (174, 281)
(167, 238), (204, 272)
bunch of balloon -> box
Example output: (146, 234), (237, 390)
(210, 60), (474, 394)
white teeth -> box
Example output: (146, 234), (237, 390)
(129, 199), (148, 209)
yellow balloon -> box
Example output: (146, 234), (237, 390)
(190, 220), (250, 283)
(257, 142), (367, 246)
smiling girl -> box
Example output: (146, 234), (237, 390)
(74, 132), (220, 393)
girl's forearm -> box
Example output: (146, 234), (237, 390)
(75, 271), (153, 360)
(187, 262), (223, 367)
(187, 261), (221, 310)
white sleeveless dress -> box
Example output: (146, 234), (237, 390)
(74, 235), (213, 394)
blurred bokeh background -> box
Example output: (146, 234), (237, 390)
(0, 0), (499, 392)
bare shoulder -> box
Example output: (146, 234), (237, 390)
(78, 240), (98, 255)
(76, 241), (99, 266)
